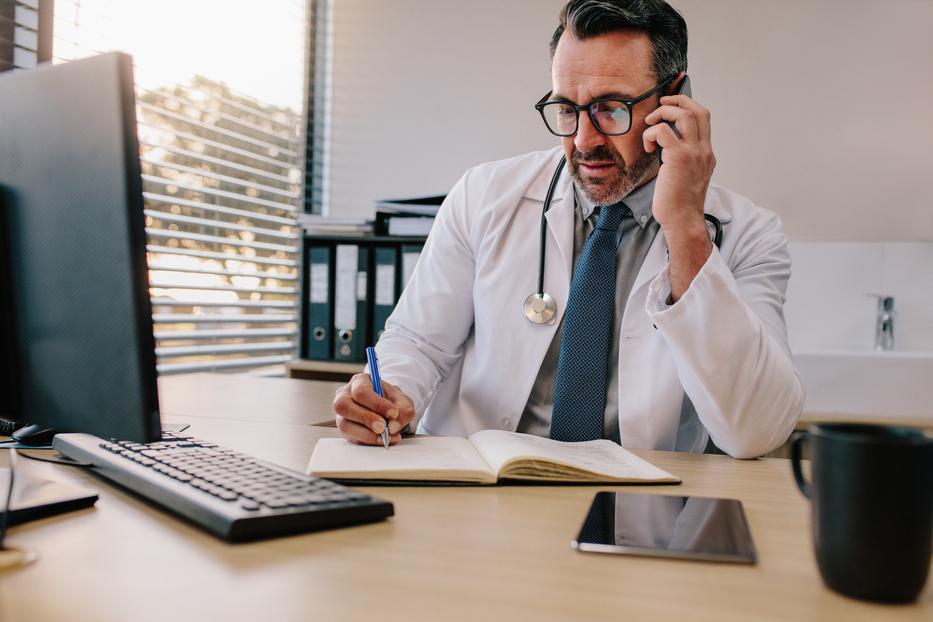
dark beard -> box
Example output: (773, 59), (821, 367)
(568, 145), (658, 206)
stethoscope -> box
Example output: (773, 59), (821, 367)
(522, 156), (724, 324)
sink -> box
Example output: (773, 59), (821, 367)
(793, 349), (933, 420)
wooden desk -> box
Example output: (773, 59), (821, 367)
(157, 372), (344, 427)
(285, 358), (360, 382)
(2, 374), (930, 621)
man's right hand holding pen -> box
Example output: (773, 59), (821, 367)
(333, 372), (415, 446)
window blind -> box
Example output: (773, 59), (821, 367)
(49, 0), (311, 375)
(0, 0), (51, 71)
(139, 76), (304, 375)
(304, 0), (330, 215)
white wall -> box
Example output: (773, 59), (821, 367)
(325, 0), (933, 241)
(678, 0), (933, 242)
(326, 0), (561, 217)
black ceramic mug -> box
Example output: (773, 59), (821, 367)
(791, 423), (933, 603)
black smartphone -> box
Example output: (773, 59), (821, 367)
(676, 74), (692, 98)
(665, 74), (691, 138)
(572, 492), (757, 564)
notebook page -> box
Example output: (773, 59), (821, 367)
(469, 430), (679, 483)
(307, 436), (496, 483)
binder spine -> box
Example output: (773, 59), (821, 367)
(353, 246), (371, 360)
(334, 244), (369, 361)
(372, 246), (398, 343)
(305, 245), (333, 360)
(302, 234), (426, 363)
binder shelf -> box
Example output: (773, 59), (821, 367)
(301, 234), (427, 364)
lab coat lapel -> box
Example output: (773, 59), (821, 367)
(543, 189), (574, 291)
(627, 228), (669, 309)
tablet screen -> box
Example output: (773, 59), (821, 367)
(572, 492), (756, 564)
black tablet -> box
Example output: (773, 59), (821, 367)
(3, 466), (98, 526)
(572, 492), (757, 564)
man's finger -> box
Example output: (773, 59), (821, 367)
(642, 122), (681, 155)
(659, 95), (711, 143)
(337, 416), (385, 445)
(348, 373), (399, 418)
(335, 394), (389, 434)
(337, 416), (403, 446)
(382, 381), (415, 426)
(644, 104), (698, 142)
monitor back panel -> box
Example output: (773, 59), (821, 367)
(0, 53), (160, 442)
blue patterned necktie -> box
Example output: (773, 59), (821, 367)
(550, 201), (628, 442)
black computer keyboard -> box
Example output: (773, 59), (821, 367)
(53, 432), (393, 542)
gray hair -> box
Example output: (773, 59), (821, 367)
(549, 0), (688, 82)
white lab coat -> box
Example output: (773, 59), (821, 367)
(375, 147), (803, 458)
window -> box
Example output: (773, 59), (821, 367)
(51, 0), (311, 375)
(0, 0), (52, 70)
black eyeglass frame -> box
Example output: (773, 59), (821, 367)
(534, 73), (678, 137)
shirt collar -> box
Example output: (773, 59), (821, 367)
(573, 176), (657, 230)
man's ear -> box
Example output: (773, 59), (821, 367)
(670, 71), (689, 97)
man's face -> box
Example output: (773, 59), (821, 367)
(551, 30), (660, 205)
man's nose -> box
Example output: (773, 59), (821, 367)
(574, 109), (607, 153)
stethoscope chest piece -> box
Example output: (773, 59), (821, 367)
(523, 292), (557, 325)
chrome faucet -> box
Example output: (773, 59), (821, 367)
(870, 295), (895, 351)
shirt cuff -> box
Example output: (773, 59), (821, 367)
(645, 246), (719, 316)
(646, 265), (676, 313)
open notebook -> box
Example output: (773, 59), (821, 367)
(307, 430), (680, 485)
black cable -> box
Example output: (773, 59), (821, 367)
(15, 449), (91, 467)
(0, 449), (16, 551)
(704, 213), (724, 249)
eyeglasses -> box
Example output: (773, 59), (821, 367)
(534, 74), (677, 137)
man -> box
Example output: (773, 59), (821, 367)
(332, 0), (803, 459)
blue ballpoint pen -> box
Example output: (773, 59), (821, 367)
(366, 346), (390, 448)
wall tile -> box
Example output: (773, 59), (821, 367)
(880, 242), (933, 351)
(785, 242), (883, 351)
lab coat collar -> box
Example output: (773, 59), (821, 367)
(523, 147), (571, 204)
(703, 186), (732, 225)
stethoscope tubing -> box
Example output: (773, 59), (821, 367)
(537, 156), (566, 296)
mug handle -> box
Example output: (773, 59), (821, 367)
(790, 432), (811, 499)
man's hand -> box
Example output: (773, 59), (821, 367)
(642, 92), (716, 301)
(333, 373), (415, 445)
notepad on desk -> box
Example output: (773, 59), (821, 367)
(307, 430), (680, 485)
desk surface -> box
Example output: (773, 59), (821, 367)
(2, 373), (930, 621)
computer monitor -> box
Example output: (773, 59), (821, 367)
(0, 52), (161, 443)
(0, 186), (19, 427)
